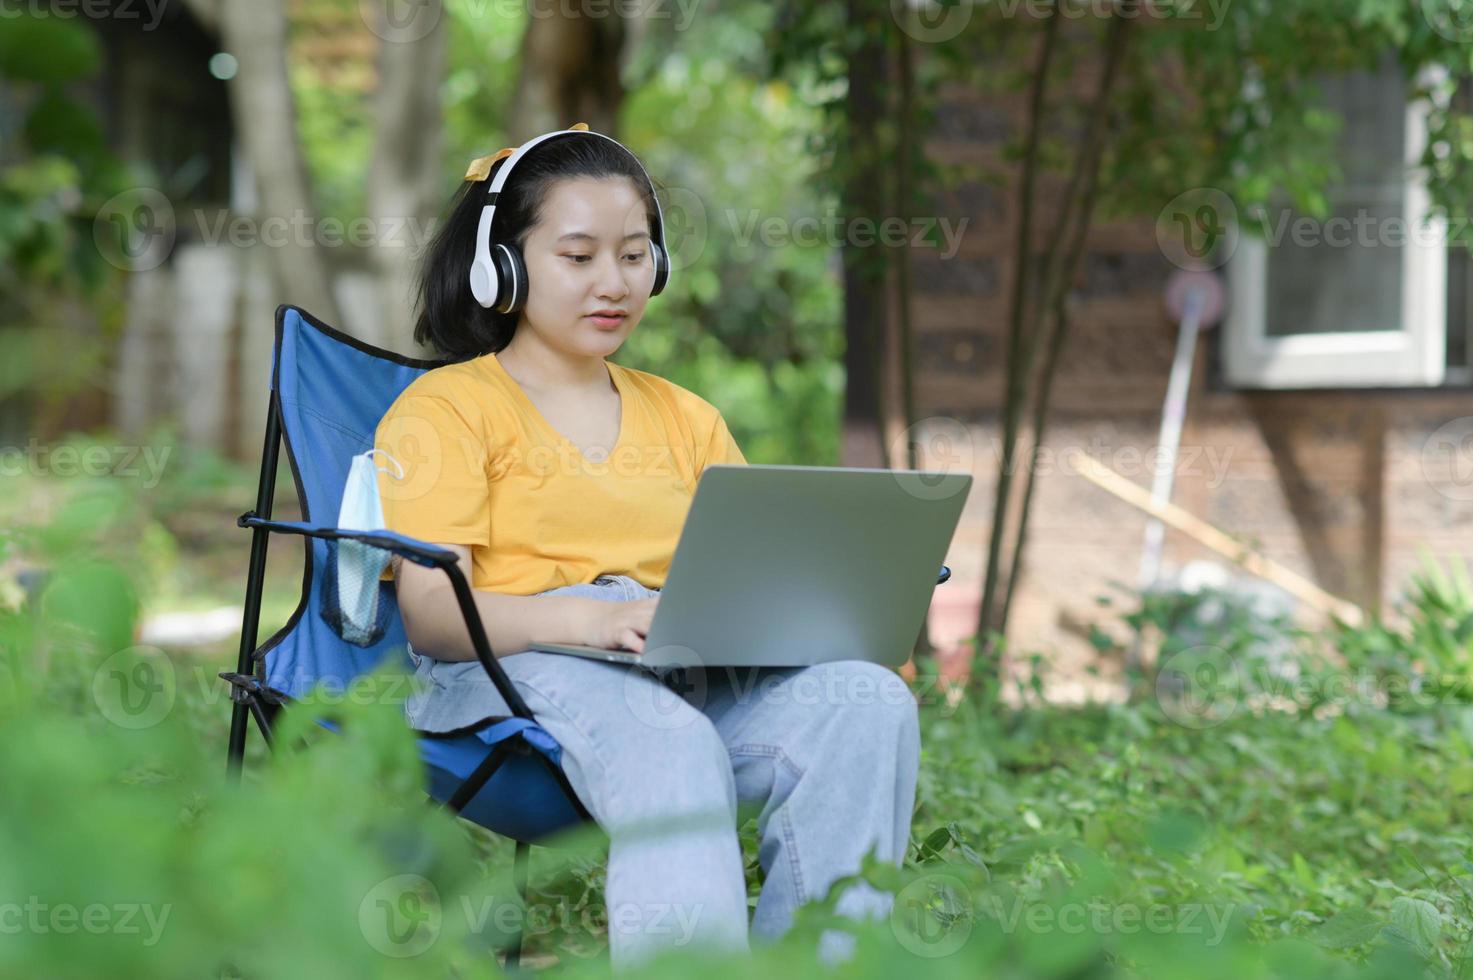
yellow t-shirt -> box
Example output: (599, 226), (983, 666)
(372, 351), (747, 595)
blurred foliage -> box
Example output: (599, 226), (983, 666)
(6, 450), (1473, 975)
(287, 0), (844, 464)
(0, 10), (138, 435)
(1332, 553), (1473, 711)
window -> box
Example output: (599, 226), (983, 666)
(1224, 57), (1454, 389)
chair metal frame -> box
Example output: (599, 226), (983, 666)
(222, 368), (593, 971)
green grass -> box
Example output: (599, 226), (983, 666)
(4, 442), (1472, 977)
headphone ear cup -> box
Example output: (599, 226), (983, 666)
(492, 243), (528, 315)
(469, 258), (496, 309)
(649, 240), (669, 297)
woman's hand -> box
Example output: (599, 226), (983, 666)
(579, 597), (659, 653)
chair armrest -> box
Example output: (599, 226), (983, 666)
(237, 514), (459, 569)
(238, 512), (539, 720)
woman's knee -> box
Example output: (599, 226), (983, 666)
(813, 660), (917, 715)
(608, 708), (737, 824)
(807, 660), (919, 748)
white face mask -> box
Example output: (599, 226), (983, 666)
(332, 449), (404, 646)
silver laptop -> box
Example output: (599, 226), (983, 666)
(528, 464), (972, 671)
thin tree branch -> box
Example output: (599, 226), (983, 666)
(999, 6), (1134, 637)
(976, 10), (1062, 652)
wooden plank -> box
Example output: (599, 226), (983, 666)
(1072, 453), (1366, 626)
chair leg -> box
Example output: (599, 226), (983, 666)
(505, 839), (530, 970)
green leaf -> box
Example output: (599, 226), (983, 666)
(1309, 909), (1384, 949)
(1293, 852), (1316, 891)
(1389, 896), (1441, 951)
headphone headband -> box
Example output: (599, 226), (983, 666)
(468, 124), (669, 311)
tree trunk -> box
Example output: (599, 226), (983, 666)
(509, 6), (628, 136)
(975, 13), (1060, 648)
(841, 0), (892, 470)
(995, 13), (1131, 633)
(216, 0), (341, 325)
(891, 6), (934, 661)
(366, 15), (447, 354)
(996, 9), (1134, 639)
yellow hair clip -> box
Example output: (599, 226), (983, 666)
(463, 124), (591, 181)
(463, 146), (516, 182)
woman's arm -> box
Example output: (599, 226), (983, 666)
(394, 545), (658, 660)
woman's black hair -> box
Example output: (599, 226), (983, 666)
(413, 134), (661, 362)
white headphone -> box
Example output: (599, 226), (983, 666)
(468, 124), (671, 312)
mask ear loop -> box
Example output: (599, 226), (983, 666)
(363, 448), (405, 481)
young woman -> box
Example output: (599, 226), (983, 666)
(372, 125), (920, 970)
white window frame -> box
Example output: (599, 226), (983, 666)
(1224, 66), (1449, 389)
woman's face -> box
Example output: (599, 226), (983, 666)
(517, 176), (654, 360)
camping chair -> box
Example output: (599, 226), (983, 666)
(222, 304), (954, 968)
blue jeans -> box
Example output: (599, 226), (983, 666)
(404, 573), (921, 970)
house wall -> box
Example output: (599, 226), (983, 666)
(900, 76), (1473, 689)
